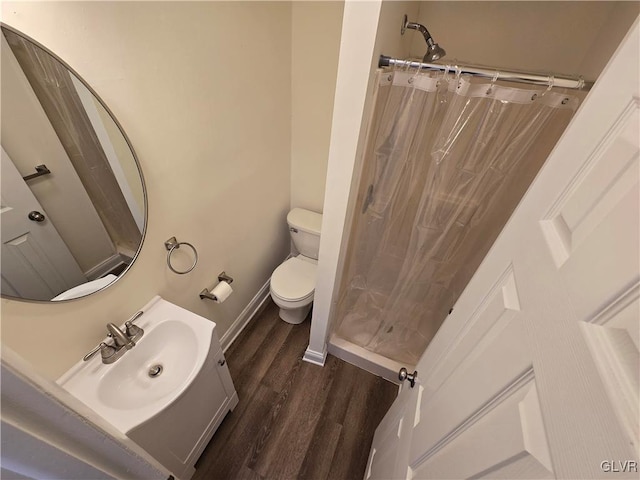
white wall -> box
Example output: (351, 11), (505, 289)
(290, 1), (343, 213)
(409, 1), (639, 82)
(0, 2), (292, 380)
(578, 1), (640, 80)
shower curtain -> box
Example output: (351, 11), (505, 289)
(334, 68), (581, 365)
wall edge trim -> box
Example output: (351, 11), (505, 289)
(303, 345), (327, 366)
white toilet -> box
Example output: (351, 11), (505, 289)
(270, 208), (322, 324)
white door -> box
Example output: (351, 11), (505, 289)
(1, 146), (86, 300)
(366, 20), (639, 480)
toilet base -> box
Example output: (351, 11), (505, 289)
(278, 303), (312, 325)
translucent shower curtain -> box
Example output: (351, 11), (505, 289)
(334, 69), (581, 365)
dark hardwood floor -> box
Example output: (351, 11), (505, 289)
(193, 300), (398, 480)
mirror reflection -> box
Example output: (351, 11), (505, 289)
(1, 26), (146, 302)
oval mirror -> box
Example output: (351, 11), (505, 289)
(1, 25), (146, 302)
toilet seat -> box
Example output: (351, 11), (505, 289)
(270, 256), (316, 302)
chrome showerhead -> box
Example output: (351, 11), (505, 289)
(424, 40), (446, 63)
(401, 14), (446, 63)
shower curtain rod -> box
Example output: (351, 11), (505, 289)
(379, 55), (593, 90)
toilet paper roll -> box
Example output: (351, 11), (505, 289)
(211, 281), (233, 303)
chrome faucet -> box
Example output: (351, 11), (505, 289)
(107, 323), (135, 349)
(83, 312), (144, 364)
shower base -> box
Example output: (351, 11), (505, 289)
(328, 334), (410, 384)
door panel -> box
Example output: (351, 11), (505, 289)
(550, 100), (640, 457)
(408, 261), (536, 473)
(367, 384), (419, 480)
(410, 277), (530, 462)
(411, 382), (553, 480)
(425, 265), (522, 393)
(580, 283), (639, 451)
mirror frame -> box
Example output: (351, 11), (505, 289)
(1, 22), (148, 303)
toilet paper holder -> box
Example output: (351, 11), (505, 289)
(200, 272), (234, 301)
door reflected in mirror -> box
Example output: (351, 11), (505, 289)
(1, 25), (146, 302)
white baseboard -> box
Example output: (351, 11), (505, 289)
(303, 345), (327, 366)
(219, 279), (271, 352)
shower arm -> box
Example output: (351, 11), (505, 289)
(403, 19), (438, 49)
(401, 15), (446, 63)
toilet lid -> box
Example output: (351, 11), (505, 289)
(271, 257), (316, 301)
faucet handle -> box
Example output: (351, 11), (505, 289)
(125, 320), (144, 342)
(83, 342), (116, 362)
(83, 342), (103, 361)
(99, 342), (117, 361)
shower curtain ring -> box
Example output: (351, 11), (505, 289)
(542, 75), (555, 97)
(486, 71), (500, 95)
(454, 64), (463, 90)
(410, 59), (423, 83)
(440, 64), (451, 86)
(531, 75), (554, 102)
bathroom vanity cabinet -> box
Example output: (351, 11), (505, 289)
(127, 328), (238, 480)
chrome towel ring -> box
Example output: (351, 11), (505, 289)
(164, 236), (198, 274)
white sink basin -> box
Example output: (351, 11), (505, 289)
(58, 296), (215, 433)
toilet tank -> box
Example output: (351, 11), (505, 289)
(287, 208), (322, 260)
